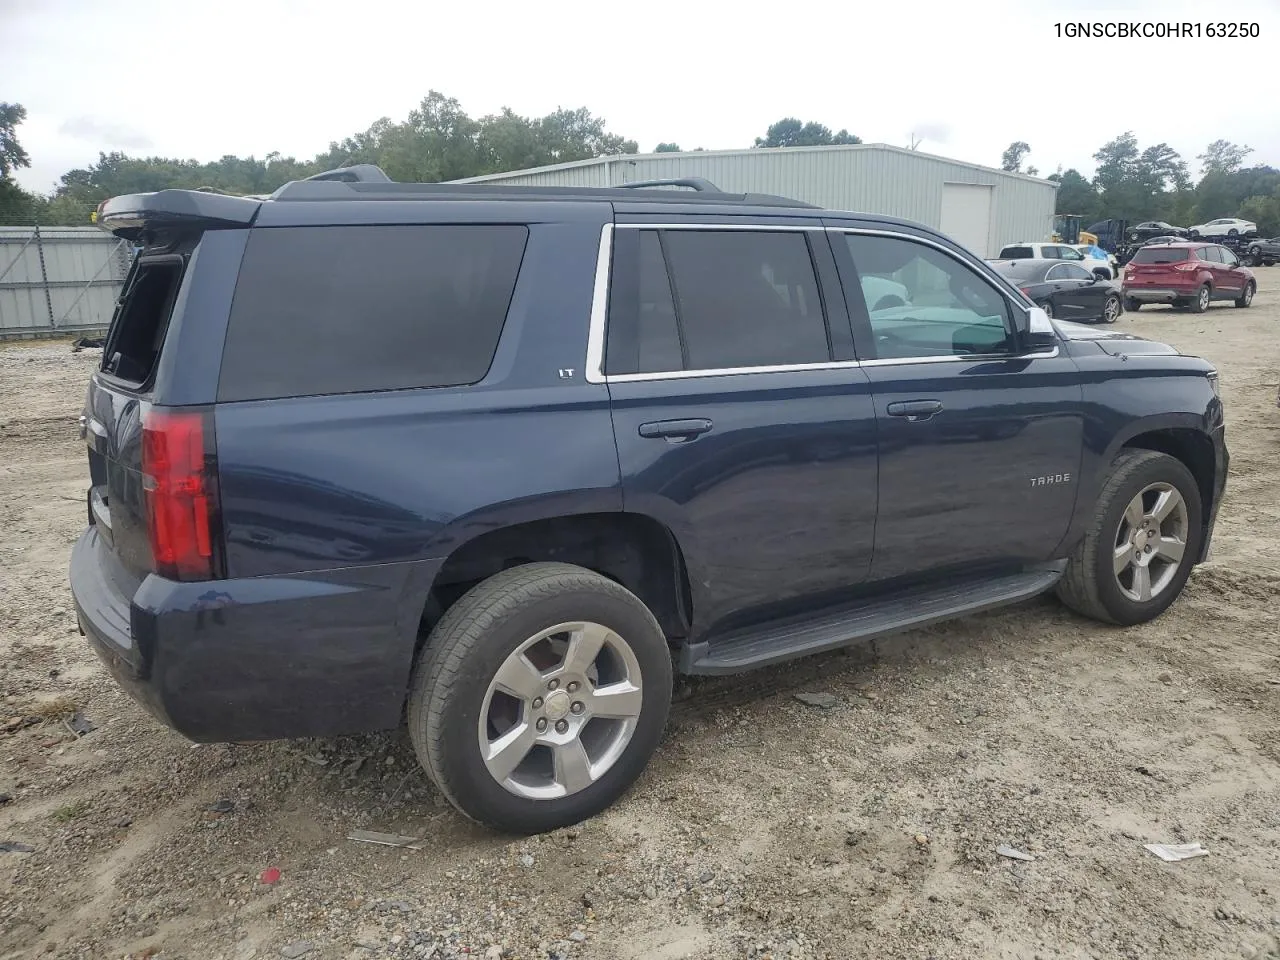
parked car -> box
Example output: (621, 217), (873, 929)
(990, 258), (1121, 322)
(1245, 237), (1280, 266)
(73, 172), (1228, 834)
(1122, 243), (1256, 312)
(1128, 221), (1189, 242)
(996, 241), (1114, 279)
(1188, 218), (1258, 238)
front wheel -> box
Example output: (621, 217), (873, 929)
(1235, 282), (1255, 308)
(1038, 300), (1055, 319)
(1057, 450), (1202, 626)
(407, 563), (673, 833)
(1102, 293), (1121, 323)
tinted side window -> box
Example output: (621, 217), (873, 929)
(1219, 247), (1239, 266)
(1199, 246), (1220, 263)
(660, 230), (830, 370)
(219, 226), (527, 401)
(1000, 246), (1034, 259)
(844, 234), (1012, 360)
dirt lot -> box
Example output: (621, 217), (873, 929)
(2, 286), (1279, 960)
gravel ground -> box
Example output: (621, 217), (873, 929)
(1, 284), (1279, 960)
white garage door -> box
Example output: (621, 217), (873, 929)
(940, 183), (993, 257)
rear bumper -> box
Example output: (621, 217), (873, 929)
(71, 527), (441, 742)
(1122, 286), (1198, 303)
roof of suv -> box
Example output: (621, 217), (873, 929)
(95, 165), (956, 245)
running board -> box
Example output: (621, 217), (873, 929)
(682, 563), (1066, 675)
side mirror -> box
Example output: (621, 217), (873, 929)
(1019, 305), (1058, 353)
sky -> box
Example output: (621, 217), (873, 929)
(3, 0), (1280, 193)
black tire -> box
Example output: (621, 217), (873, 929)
(407, 562), (673, 834)
(1227, 228), (1238, 237)
(1235, 281), (1255, 308)
(1038, 299), (1055, 319)
(1190, 284), (1210, 313)
(1124, 297), (1142, 312)
(1057, 450), (1202, 626)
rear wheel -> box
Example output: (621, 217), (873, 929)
(1235, 281), (1255, 308)
(407, 563), (673, 833)
(1124, 297), (1142, 312)
(1102, 294), (1121, 323)
(1057, 450), (1202, 626)
(1228, 228), (1238, 237)
(1191, 284), (1211, 313)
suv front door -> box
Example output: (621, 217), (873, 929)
(599, 219), (879, 635)
(828, 225), (1085, 582)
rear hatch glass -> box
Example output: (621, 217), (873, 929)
(86, 236), (197, 581)
(1130, 248), (1190, 265)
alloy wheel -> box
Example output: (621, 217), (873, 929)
(1103, 296), (1120, 322)
(1112, 482), (1189, 603)
(479, 621), (643, 800)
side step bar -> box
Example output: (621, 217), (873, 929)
(682, 563), (1066, 675)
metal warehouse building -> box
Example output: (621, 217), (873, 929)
(457, 144), (1057, 258)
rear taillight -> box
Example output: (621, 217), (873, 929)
(1174, 262), (1199, 272)
(141, 407), (222, 581)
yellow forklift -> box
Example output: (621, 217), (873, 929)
(1050, 214), (1099, 246)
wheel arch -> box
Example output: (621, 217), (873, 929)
(1114, 423), (1218, 554)
(418, 511), (695, 650)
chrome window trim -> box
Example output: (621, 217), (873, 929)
(584, 223), (612, 384)
(582, 221), (1060, 385)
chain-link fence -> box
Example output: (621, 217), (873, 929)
(0, 219), (130, 340)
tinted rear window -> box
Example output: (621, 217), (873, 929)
(999, 246), (1034, 258)
(1130, 248), (1190, 264)
(218, 225), (527, 402)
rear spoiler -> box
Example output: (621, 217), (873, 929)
(96, 189), (261, 241)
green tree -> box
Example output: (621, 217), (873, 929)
(1089, 132), (1190, 221)
(1000, 141), (1030, 173)
(1048, 168), (1099, 220)
(1197, 139), (1252, 176)
(1237, 187), (1280, 237)
(1193, 165), (1280, 225)
(654, 142), (681, 153)
(754, 118), (860, 148)
(0, 102), (31, 178)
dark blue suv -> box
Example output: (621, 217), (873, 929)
(71, 167), (1227, 833)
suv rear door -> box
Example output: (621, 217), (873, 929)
(827, 223), (1084, 582)
(600, 215), (878, 635)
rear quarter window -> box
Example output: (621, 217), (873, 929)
(218, 225), (528, 402)
(999, 246), (1034, 259)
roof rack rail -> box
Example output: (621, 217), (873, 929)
(304, 164), (392, 183)
(616, 178), (721, 193)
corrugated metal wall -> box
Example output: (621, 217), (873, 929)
(457, 145), (1057, 257)
(0, 227), (130, 337)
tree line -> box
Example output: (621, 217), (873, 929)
(0, 96), (861, 226)
(1001, 136), (1280, 236)
(4, 95), (1276, 236)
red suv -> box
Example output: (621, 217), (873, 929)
(1123, 242), (1256, 313)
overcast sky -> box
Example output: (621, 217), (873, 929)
(4, 0), (1279, 192)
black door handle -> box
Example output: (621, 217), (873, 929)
(886, 400), (943, 421)
(638, 418), (713, 441)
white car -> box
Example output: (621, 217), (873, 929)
(1188, 218), (1257, 238)
(996, 241), (1115, 280)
